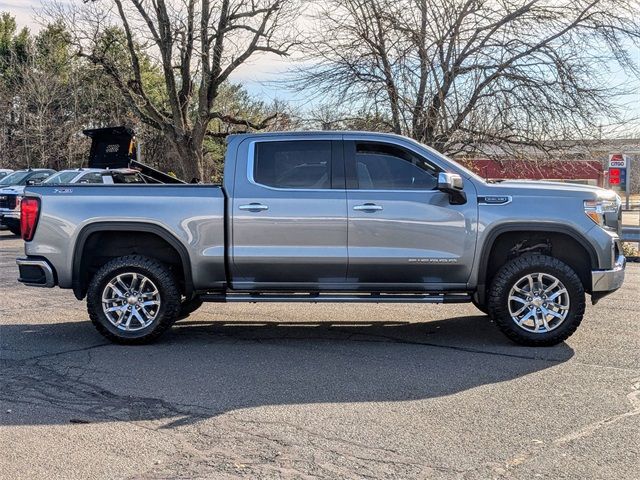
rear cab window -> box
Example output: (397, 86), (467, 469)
(254, 141), (332, 189)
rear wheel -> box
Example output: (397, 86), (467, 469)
(87, 255), (181, 344)
(488, 254), (585, 346)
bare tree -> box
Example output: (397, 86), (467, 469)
(292, 0), (640, 157)
(48, 0), (299, 180)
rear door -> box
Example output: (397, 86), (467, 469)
(345, 139), (477, 288)
(231, 136), (348, 289)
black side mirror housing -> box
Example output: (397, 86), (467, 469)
(437, 172), (467, 205)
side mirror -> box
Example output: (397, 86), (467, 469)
(437, 172), (467, 205)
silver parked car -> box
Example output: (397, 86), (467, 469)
(0, 169), (14, 181)
(0, 168), (144, 235)
(0, 169), (56, 235)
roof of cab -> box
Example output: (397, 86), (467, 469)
(227, 130), (406, 139)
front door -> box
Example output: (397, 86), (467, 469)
(345, 139), (477, 289)
(231, 137), (348, 290)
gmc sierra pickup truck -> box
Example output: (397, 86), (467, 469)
(16, 132), (626, 346)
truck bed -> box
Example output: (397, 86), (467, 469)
(23, 184), (227, 291)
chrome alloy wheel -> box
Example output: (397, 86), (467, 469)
(507, 272), (570, 333)
(101, 273), (161, 331)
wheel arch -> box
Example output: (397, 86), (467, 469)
(72, 222), (193, 300)
(476, 223), (598, 304)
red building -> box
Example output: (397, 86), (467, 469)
(465, 159), (605, 187)
(455, 138), (640, 192)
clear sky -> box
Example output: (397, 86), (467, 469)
(2, 0), (639, 135)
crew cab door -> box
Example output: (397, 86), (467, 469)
(230, 137), (347, 289)
(344, 138), (478, 288)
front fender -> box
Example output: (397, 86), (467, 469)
(472, 221), (601, 304)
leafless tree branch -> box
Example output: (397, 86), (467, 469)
(290, 0), (640, 158)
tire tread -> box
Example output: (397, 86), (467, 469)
(86, 255), (180, 344)
(487, 254), (585, 346)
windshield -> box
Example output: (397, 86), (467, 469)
(43, 171), (79, 184)
(400, 137), (486, 183)
(0, 170), (30, 185)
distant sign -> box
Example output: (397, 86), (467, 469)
(608, 153), (627, 168)
(609, 168), (621, 185)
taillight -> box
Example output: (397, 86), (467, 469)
(20, 197), (40, 241)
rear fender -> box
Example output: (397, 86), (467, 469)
(72, 221), (193, 300)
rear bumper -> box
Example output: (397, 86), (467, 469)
(591, 254), (625, 303)
(16, 257), (56, 288)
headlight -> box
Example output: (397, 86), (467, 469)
(584, 197), (619, 226)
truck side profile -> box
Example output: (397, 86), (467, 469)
(16, 132), (626, 346)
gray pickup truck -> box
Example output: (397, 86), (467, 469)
(16, 132), (626, 346)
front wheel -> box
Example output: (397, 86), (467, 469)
(87, 255), (181, 344)
(488, 254), (585, 346)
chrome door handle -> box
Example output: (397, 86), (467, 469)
(239, 203), (269, 212)
(353, 203), (383, 211)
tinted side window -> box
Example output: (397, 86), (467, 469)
(355, 143), (438, 190)
(27, 172), (54, 184)
(254, 141), (332, 189)
(112, 173), (145, 184)
(78, 173), (104, 183)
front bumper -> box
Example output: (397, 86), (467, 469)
(591, 254), (626, 303)
(0, 207), (19, 218)
(0, 208), (19, 227)
(16, 257), (56, 288)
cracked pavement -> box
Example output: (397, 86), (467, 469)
(0, 233), (638, 479)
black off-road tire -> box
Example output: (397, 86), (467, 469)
(8, 225), (20, 236)
(175, 296), (204, 321)
(487, 254), (585, 346)
(87, 255), (181, 344)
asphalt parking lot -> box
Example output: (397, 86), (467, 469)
(1, 232), (638, 480)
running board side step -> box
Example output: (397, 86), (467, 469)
(200, 293), (471, 304)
